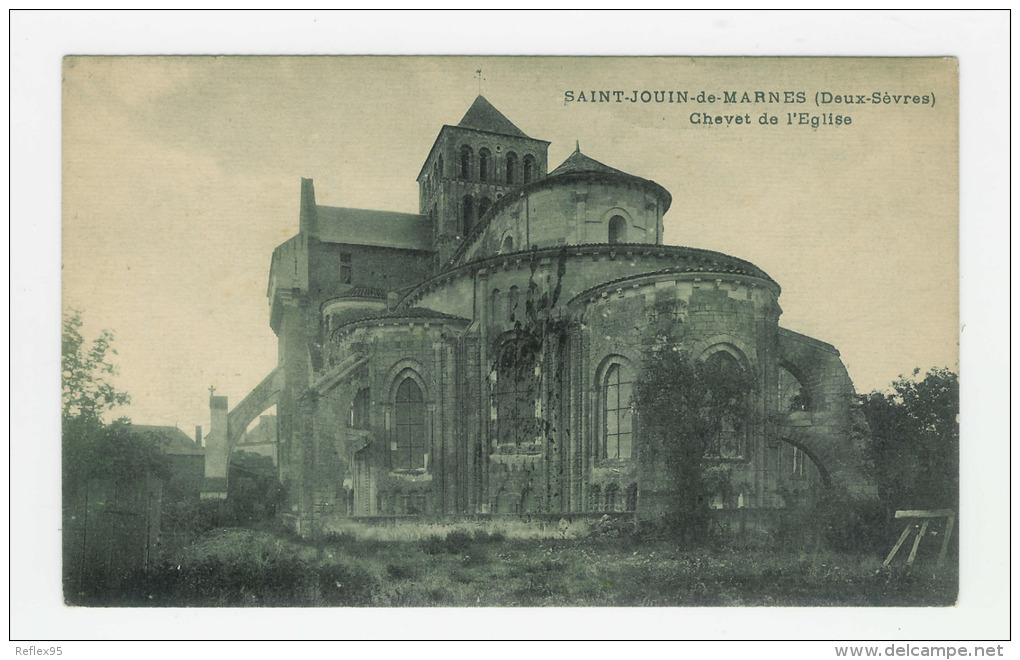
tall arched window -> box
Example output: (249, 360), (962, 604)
(461, 195), (474, 235)
(602, 362), (633, 459)
(459, 145), (473, 180)
(501, 235), (513, 253)
(507, 285), (520, 323)
(705, 351), (747, 459)
(505, 152), (517, 184)
(393, 378), (426, 470)
(608, 215), (628, 244)
(522, 154), (535, 183)
(478, 196), (492, 220)
(490, 288), (502, 324)
(493, 343), (537, 446)
(478, 148), (491, 182)
(435, 154), (443, 179)
(349, 388), (370, 429)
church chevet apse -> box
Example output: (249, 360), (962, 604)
(203, 96), (875, 532)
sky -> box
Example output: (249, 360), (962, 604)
(61, 55), (959, 435)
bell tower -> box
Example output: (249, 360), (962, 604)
(416, 95), (550, 265)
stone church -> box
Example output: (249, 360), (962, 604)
(203, 96), (873, 531)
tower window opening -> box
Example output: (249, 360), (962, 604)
(608, 215), (627, 244)
(501, 235), (513, 253)
(505, 152), (517, 184)
(479, 148), (491, 182)
(522, 154), (535, 183)
(460, 145), (473, 180)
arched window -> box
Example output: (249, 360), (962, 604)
(505, 152), (517, 184)
(608, 215), (628, 244)
(493, 342), (537, 446)
(460, 145), (473, 180)
(461, 195), (474, 235)
(705, 351), (747, 459)
(501, 235), (513, 253)
(519, 487), (533, 515)
(490, 288), (502, 323)
(494, 488), (510, 514)
(349, 388), (370, 429)
(507, 285), (520, 323)
(478, 196), (492, 220)
(479, 148), (491, 182)
(436, 154), (443, 179)
(393, 378), (426, 470)
(522, 154), (535, 183)
(602, 362), (633, 459)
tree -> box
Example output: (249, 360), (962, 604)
(61, 309), (167, 489)
(860, 367), (959, 512)
(632, 342), (755, 541)
(62, 308), (131, 424)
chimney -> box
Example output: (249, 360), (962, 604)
(195, 425), (203, 447)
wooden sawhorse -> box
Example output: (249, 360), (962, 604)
(883, 509), (955, 568)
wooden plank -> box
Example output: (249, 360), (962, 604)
(937, 514), (956, 568)
(894, 509), (954, 519)
(906, 519), (929, 566)
(884, 523), (914, 566)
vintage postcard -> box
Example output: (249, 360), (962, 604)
(58, 55), (961, 611)
(6, 10), (1003, 640)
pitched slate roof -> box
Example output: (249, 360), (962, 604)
(312, 206), (432, 251)
(457, 95), (529, 138)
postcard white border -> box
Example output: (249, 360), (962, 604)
(9, 9), (1010, 645)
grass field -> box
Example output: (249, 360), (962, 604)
(105, 524), (957, 607)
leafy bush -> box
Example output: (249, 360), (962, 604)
(317, 562), (378, 606)
(443, 529), (474, 554)
(420, 534), (445, 555)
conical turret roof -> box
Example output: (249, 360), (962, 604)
(549, 147), (630, 177)
(458, 95), (529, 138)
